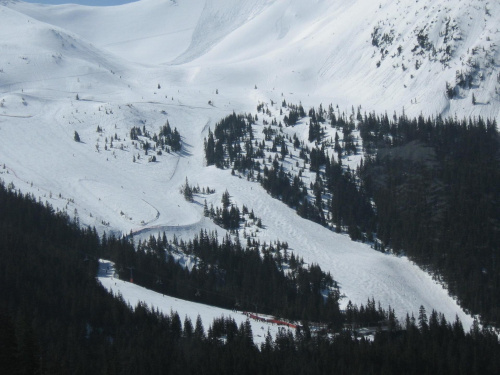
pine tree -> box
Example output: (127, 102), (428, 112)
(203, 200), (209, 217)
(194, 315), (204, 340)
(183, 177), (193, 202)
(221, 190), (231, 209)
(74, 131), (80, 142)
(418, 305), (428, 330)
(183, 316), (193, 338)
(204, 129), (216, 165)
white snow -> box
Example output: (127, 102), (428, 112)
(97, 259), (285, 345)
(1, 0), (497, 330)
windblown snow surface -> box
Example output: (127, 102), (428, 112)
(2, 0), (500, 337)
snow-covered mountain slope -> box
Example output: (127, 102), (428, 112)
(8, 0), (500, 120)
(1, 0), (498, 329)
(0, 5), (133, 102)
(4, 0), (204, 65)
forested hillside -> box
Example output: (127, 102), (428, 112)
(206, 109), (500, 326)
(1, 180), (500, 374)
(359, 114), (500, 325)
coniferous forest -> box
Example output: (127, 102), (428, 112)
(358, 114), (500, 325)
(1, 176), (500, 373)
(205, 108), (500, 327)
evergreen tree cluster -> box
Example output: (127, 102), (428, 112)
(358, 113), (500, 325)
(307, 105), (325, 143)
(181, 177), (215, 202)
(205, 109), (375, 239)
(1, 180), (499, 374)
(344, 298), (393, 328)
(204, 112), (255, 168)
(181, 179), (259, 231)
(202, 189), (256, 231)
(111, 229), (341, 324)
(129, 120), (181, 155)
(158, 120), (182, 151)
(283, 102), (305, 126)
(206, 199), (242, 230)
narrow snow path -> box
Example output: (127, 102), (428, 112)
(98, 260), (286, 345)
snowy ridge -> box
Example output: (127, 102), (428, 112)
(1, 0), (497, 329)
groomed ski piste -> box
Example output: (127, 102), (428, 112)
(98, 259), (287, 345)
(2, 0), (500, 333)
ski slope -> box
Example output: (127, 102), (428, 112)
(1, 0), (498, 329)
(98, 260), (285, 345)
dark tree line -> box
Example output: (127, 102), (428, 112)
(108, 229), (342, 325)
(358, 113), (500, 325)
(1, 180), (499, 374)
